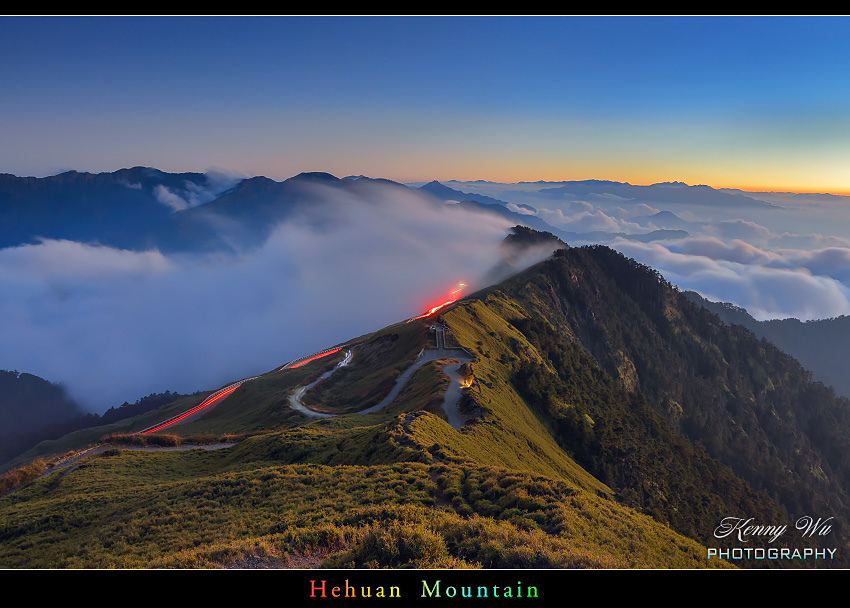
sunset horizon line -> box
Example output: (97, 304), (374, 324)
(7, 165), (850, 198)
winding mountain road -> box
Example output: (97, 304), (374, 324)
(288, 349), (353, 419)
(136, 345), (351, 434)
(7, 311), (474, 496)
(138, 293), (469, 434)
(290, 324), (474, 429)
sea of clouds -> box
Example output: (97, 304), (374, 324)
(6, 175), (850, 413)
(452, 180), (850, 323)
(0, 182), (514, 412)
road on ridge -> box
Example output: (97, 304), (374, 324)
(290, 325), (474, 429)
(139, 295), (467, 434)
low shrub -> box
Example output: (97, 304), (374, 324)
(0, 458), (49, 495)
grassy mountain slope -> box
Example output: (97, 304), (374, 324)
(0, 327), (719, 567)
(0, 294), (728, 568)
(0, 446), (721, 568)
(7, 242), (846, 568)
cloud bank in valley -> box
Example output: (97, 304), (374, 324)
(449, 179), (850, 323)
(612, 233), (850, 322)
(0, 184), (513, 412)
(144, 168), (245, 212)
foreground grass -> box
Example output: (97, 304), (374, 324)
(0, 445), (725, 569)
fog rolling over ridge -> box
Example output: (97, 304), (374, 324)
(443, 179), (850, 322)
(7, 169), (850, 413)
(0, 178), (515, 413)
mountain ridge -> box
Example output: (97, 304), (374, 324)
(3, 237), (847, 568)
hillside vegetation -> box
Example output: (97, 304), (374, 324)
(5, 243), (848, 568)
(470, 246), (849, 561)
(686, 289), (850, 401)
(0, 434), (722, 568)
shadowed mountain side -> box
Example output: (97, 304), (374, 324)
(0, 167), (235, 250)
(481, 247), (850, 561)
(632, 210), (699, 230)
(145, 172), (348, 253)
(0, 370), (83, 435)
(482, 225), (568, 286)
(419, 180), (511, 207)
(0, 385), (191, 470)
(684, 290), (850, 402)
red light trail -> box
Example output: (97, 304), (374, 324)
(279, 346), (345, 370)
(405, 282), (466, 323)
(138, 377), (256, 434)
(138, 346), (349, 435)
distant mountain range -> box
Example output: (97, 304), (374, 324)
(632, 210), (698, 230)
(6, 167), (850, 569)
(0, 167), (243, 249)
(0, 168), (384, 252)
(534, 179), (778, 208)
(418, 180), (689, 244)
(419, 180), (510, 207)
(0, 168), (696, 256)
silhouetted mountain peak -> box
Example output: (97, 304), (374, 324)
(419, 180), (459, 198)
(287, 171), (340, 184)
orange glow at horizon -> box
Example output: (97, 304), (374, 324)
(397, 172), (850, 196)
(390, 162), (850, 196)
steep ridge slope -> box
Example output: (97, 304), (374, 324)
(1, 268), (733, 569)
(472, 245), (849, 560)
(0, 331), (726, 568)
(685, 290), (850, 401)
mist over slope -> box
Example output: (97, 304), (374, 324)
(478, 246), (850, 561)
(6, 167), (850, 415)
(7, 240), (846, 568)
(0, 173), (519, 412)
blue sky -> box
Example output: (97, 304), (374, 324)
(3, 15), (850, 191)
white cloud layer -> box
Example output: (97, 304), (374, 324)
(536, 206), (645, 234)
(8, 175), (850, 413)
(0, 184), (513, 412)
(612, 238), (850, 321)
(152, 170), (243, 212)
